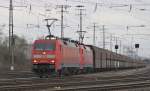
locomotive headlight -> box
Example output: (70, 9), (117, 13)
(42, 52), (46, 55)
(33, 60), (37, 63)
(51, 60), (55, 64)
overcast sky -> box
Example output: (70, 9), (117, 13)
(0, 0), (150, 58)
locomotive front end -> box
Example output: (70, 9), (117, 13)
(32, 39), (56, 77)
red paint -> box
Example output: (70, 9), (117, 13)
(32, 39), (56, 65)
(32, 39), (93, 71)
(79, 45), (84, 69)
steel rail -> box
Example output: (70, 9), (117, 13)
(52, 81), (150, 91)
(0, 75), (150, 91)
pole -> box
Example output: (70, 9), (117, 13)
(57, 5), (69, 38)
(76, 5), (85, 43)
(110, 34), (112, 51)
(61, 5), (64, 38)
(135, 45), (139, 60)
(119, 40), (122, 54)
(131, 35), (134, 57)
(9, 0), (14, 71)
(102, 25), (105, 49)
(93, 23), (96, 45)
(135, 48), (138, 70)
(80, 9), (82, 43)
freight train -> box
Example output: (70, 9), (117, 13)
(32, 35), (145, 77)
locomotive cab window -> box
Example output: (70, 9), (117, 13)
(34, 42), (55, 50)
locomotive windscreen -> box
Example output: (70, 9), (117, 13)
(34, 42), (55, 50)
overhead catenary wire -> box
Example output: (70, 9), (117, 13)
(1, 0), (150, 57)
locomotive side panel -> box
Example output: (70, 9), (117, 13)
(61, 45), (80, 68)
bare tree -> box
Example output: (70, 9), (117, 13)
(0, 34), (32, 71)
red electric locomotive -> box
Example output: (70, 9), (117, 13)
(32, 36), (93, 77)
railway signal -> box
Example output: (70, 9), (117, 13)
(135, 44), (139, 48)
(115, 44), (119, 54)
(135, 43), (139, 61)
(115, 45), (119, 49)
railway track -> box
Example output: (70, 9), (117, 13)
(0, 71), (36, 79)
(53, 81), (150, 91)
(0, 66), (150, 91)
(1, 76), (150, 91)
(0, 71), (150, 91)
